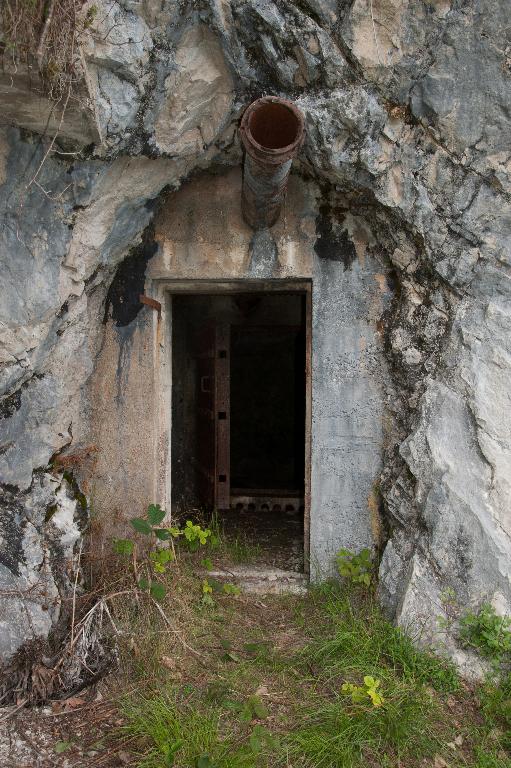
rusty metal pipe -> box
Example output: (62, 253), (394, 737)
(239, 96), (305, 230)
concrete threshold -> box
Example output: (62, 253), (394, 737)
(208, 566), (308, 595)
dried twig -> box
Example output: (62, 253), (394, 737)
(71, 538), (83, 642)
(0, 698), (28, 723)
(149, 597), (206, 664)
(26, 72), (72, 191)
(36, 0), (57, 70)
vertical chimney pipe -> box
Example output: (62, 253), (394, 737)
(239, 96), (305, 230)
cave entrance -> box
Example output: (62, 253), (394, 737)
(170, 284), (311, 573)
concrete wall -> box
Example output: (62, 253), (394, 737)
(90, 168), (392, 574)
(311, 222), (392, 575)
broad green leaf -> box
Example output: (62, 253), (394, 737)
(155, 528), (172, 541)
(113, 538), (134, 556)
(150, 582), (166, 601)
(138, 577), (150, 591)
(150, 549), (173, 566)
(55, 741), (72, 754)
(249, 729), (262, 754)
(196, 754), (217, 768)
(368, 689), (384, 707)
(201, 594), (215, 608)
(222, 651), (240, 663)
(244, 641), (271, 655)
(249, 695), (268, 719)
(249, 725), (278, 754)
(130, 518), (152, 535)
(147, 504), (166, 525)
(223, 583), (241, 595)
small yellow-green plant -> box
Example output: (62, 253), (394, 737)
(222, 582), (241, 596)
(200, 578), (241, 607)
(183, 520), (211, 550)
(336, 547), (373, 586)
(341, 675), (385, 707)
(201, 578), (215, 607)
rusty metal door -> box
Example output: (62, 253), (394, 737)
(195, 323), (230, 510)
(215, 324), (230, 509)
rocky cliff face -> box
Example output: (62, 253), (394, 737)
(1, 0), (510, 676)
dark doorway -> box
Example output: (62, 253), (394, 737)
(230, 325), (305, 492)
(171, 291), (307, 571)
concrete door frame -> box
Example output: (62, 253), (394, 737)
(152, 278), (312, 574)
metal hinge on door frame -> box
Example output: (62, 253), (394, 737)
(140, 294), (162, 319)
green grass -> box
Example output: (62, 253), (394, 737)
(122, 690), (267, 768)
(302, 583), (459, 692)
(206, 511), (262, 565)
(112, 580), (511, 768)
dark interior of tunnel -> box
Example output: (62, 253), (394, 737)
(230, 324), (305, 491)
(171, 291), (307, 571)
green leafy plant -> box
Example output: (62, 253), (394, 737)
(127, 504), (178, 601)
(54, 741), (73, 754)
(480, 672), (511, 735)
(336, 547), (373, 586)
(222, 582), (241, 596)
(113, 538), (135, 557)
(201, 579), (215, 608)
(183, 520), (212, 551)
(249, 724), (279, 754)
(150, 548), (174, 574)
(460, 603), (511, 663)
(196, 755), (217, 768)
(240, 695), (269, 722)
(112, 505), (214, 601)
(341, 675), (385, 707)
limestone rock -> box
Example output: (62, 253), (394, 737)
(0, 474), (84, 660)
(153, 25), (234, 156)
(82, 0), (152, 82)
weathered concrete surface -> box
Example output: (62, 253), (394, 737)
(311, 209), (392, 575)
(91, 169), (389, 579)
(208, 567), (308, 595)
(1, 0), (510, 676)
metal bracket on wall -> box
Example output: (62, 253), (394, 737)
(139, 294), (162, 319)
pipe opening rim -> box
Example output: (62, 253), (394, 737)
(240, 97), (305, 159)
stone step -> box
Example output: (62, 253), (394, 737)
(207, 566), (308, 595)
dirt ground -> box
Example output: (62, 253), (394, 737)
(0, 685), (126, 767)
